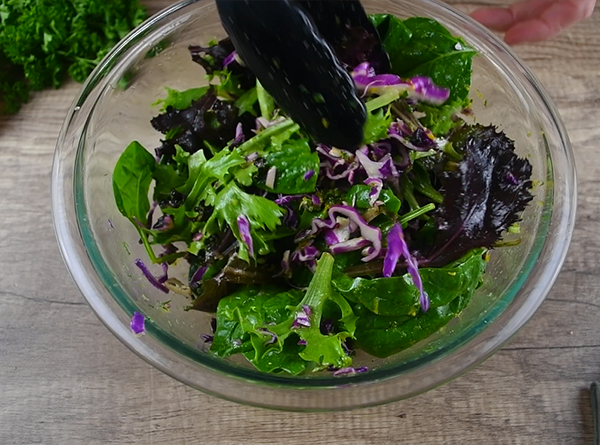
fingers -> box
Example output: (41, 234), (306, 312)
(470, 0), (597, 44)
(504, 0), (596, 44)
(471, 0), (552, 31)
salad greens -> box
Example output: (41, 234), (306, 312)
(114, 14), (533, 376)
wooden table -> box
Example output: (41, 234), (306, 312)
(1, 1), (599, 443)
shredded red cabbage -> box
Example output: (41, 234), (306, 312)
(191, 265), (208, 283)
(352, 62), (449, 104)
(134, 259), (169, 293)
(355, 149), (398, 179)
(306, 205), (382, 261)
(274, 250), (292, 277)
(200, 334), (214, 343)
(389, 122), (437, 152)
(146, 201), (158, 228)
(274, 194), (305, 205)
(265, 166), (277, 189)
(258, 327), (278, 344)
(237, 215), (254, 258)
(231, 122), (245, 147)
(364, 177), (383, 206)
(332, 366), (369, 376)
(130, 311), (145, 335)
(292, 305), (311, 329)
(329, 237), (370, 255)
(410, 76), (450, 104)
(304, 169), (315, 181)
(223, 50), (237, 67)
(384, 224), (429, 311)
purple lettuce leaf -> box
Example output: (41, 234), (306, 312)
(426, 125), (533, 267)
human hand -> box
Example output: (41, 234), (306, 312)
(471, 0), (596, 44)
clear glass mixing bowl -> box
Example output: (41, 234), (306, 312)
(52, 0), (576, 410)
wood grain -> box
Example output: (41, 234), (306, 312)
(1, 1), (599, 444)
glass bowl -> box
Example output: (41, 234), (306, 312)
(51, 0), (576, 411)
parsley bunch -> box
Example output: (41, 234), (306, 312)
(0, 0), (146, 114)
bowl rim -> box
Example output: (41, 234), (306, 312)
(51, 0), (577, 410)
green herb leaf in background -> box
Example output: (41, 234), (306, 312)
(0, 0), (146, 114)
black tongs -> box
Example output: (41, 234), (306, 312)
(215, 0), (389, 150)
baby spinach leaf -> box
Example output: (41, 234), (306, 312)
(152, 163), (187, 203)
(373, 16), (475, 104)
(211, 316), (254, 357)
(257, 138), (319, 194)
(112, 141), (156, 224)
(333, 249), (486, 316)
(369, 14), (412, 71)
(354, 289), (474, 358)
(381, 189), (402, 214)
(347, 185), (402, 213)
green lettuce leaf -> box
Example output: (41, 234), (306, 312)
(257, 138), (319, 194)
(211, 253), (356, 374)
(333, 249), (486, 316)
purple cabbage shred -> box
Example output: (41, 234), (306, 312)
(304, 169), (315, 181)
(134, 259), (169, 293)
(292, 305), (311, 329)
(383, 224), (429, 312)
(236, 215), (254, 258)
(258, 328), (278, 344)
(200, 334), (214, 344)
(130, 311), (145, 335)
(223, 50), (237, 67)
(332, 366), (369, 376)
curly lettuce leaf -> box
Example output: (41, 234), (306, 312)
(152, 86), (210, 112)
(211, 253), (356, 374)
(203, 181), (284, 260)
